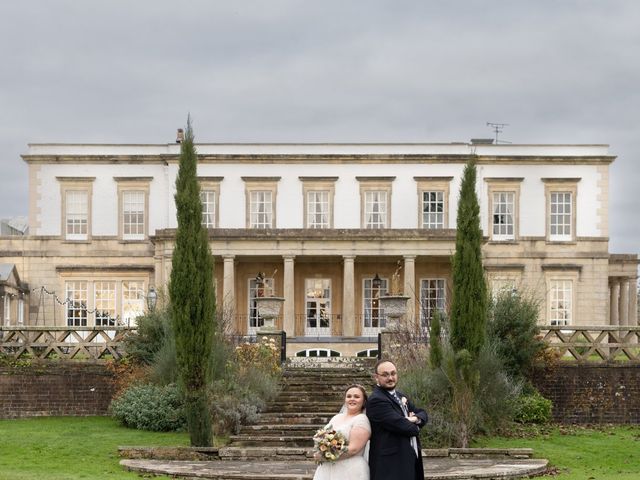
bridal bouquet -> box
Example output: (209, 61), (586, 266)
(312, 425), (348, 463)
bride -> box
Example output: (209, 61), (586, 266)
(313, 384), (371, 480)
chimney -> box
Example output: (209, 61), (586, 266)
(176, 128), (184, 143)
(470, 138), (494, 145)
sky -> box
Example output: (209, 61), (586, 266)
(0, 1), (638, 256)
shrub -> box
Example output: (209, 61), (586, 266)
(513, 391), (553, 424)
(123, 308), (172, 366)
(401, 339), (520, 448)
(487, 289), (545, 382)
(110, 383), (186, 431)
(209, 338), (282, 435)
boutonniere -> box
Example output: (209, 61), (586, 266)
(401, 397), (408, 407)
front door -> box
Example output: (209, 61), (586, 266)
(305, 278), (331, 336)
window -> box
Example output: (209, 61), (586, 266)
(116, 177), (151, 240)
(420, 278), (446, 330)
(199, 177), (222, 229)
(543, 178), (579, 242)
(307, 191), (330, 228)
(486, 178), (522, 241)
(358, 177), (394, 229)
(250, 191), (273, 228)
(18, 298), (24, 325)
(364, 191), (387, 228)
(300, 177), (337, 228)
(61, 277), (150, 327)
(122, 281), (145, 326)
(58, 177), (94, 241)
(415, 176), (452, 229)
(201, 190), (216, 228)
(3, 295), (10, 324)
(94, 281), (116, 326)
(66, 281), (88, 326)
(492, 192), (515, 239)
(122, 191), (145, 240)
(422, 191), (444, 228)
(363, 277), (388, 334)
(65, 190), (89, 240)
(295, 349), (340, 357)
(549, 279), (572, 326)
(243, 177), (279, 228)
(550, 192), (572, 240)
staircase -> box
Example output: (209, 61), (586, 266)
(220, 357), (375, 460)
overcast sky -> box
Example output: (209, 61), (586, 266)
(1, 1), (638, 256)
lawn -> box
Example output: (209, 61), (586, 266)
(0, 416), (189, 480)
(473, 424), (640, 480)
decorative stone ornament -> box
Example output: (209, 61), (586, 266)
(379, 295), (410, 330)
(255, 296), (285, 330)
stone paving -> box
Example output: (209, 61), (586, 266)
(121, 457), (549, 479)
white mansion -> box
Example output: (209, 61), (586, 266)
(0, 139), (637, 356)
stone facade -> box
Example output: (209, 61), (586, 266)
(0, 141), (637, 356)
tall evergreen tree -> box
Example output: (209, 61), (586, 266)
(450, 159), (487, 359)
(169, 118), (216, 446)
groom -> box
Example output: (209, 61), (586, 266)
(366, 359), (428, 480)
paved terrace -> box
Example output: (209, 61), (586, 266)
(120, 447), (548, 479)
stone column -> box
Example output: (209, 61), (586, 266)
(620, 278), (629, 327)
(222, 255), (236, 317)
(283, 255), (296, 337)
(403, 255), (416, 329)
(629, 278), (638, 327)
(342, 255), (356, 337)
(610, 279), (620, 326)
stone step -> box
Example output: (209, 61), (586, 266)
(239, 424), (321, 434)
(263, 403), (342, 413)
(218, 446), (313, 461)
(228, 435), (313, 448)
(254, 413), (333, 425)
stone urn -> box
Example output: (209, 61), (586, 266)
(255, 296), (285, 330)
(379, 295), (410, 330)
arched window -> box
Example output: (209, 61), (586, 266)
(356, 349), (378, 358)
(295, 348), (340, 357)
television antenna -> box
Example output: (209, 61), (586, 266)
(486, 122), (511, 144)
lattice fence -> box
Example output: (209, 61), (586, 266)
(540, 326), (640, 363)
(0, 326), (135, 361)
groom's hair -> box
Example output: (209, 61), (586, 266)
(374, 358), (396, 374)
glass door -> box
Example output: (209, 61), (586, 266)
(363, 277), (388, 336)
(304, 279), (331, 336)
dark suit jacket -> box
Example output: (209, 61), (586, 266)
(366, 386), (428, 480)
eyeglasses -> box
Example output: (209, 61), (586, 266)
(376, 371), (397, 378)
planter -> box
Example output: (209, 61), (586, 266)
(254, 296), (285, 330)
(379, 295), (410, 330)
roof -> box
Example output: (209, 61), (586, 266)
(0, 263), (16, 282)
(1, 216), (28, 234)
(23, 142), (612, 158)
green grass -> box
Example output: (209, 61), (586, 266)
(473, 424), (640, 479)
(0, 416), (189, 480)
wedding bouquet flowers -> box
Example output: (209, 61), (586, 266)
(312, 425), (348, 463)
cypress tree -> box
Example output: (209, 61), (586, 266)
(449, 159), (487, 359)
(169, 117), (216, 446)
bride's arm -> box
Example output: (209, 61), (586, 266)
(341, 426), (370, 458)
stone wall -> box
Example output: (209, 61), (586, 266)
(531, 364), (640, 424)
(0, 361), (115, 419)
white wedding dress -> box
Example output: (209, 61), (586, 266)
(313, 412), (371, 480)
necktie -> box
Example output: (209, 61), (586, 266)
(394, 392), (419, 458)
